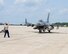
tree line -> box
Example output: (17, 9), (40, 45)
(53, 22), (68, 27)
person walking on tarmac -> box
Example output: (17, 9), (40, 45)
(4, 23), (10, 38)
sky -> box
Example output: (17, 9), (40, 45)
(0, 0), (68, 24)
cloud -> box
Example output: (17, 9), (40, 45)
(46, 8), (55, 12)
(0, 0), (48, 19)
(0, 0), (4, 5)
(15, 0), (43, 4)
(15, 0), (45, 6)
(59, 8), (68, 14)
(15, 0), (26, 4)
(13, 0), (47, 13)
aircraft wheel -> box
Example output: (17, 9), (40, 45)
(48, 30), (50, 33)
(43, 29), (45, 32)
(39, 29), (42, 33)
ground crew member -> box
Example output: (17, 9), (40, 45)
(4, 23), (10, 38)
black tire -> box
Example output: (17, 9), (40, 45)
(43, 29), (45, 32)
(32, 24), (34, 27)
(39, 29), (42, 33)
(48, 30), (50, 33)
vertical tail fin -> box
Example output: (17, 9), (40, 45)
(25, 18), (27, 25)
(47, 12), (50, 23)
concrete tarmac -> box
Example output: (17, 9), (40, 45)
(0, 26), (68, 54)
